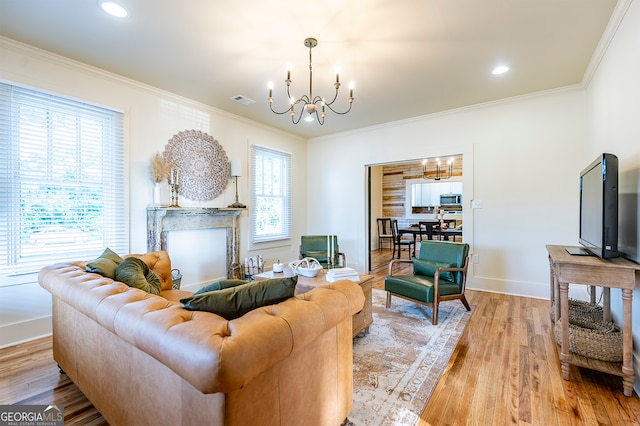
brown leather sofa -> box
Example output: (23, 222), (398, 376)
(38, 251), (365, 426)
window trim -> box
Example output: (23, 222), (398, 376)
(0, 81), (127, 281)
(250, 144), (292, 244)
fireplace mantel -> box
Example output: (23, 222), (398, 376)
(146, 207), (243, 278)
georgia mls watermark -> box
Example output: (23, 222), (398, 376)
(0, 405), (63, 426)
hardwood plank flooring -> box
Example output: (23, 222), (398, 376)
(1, 247), (638, 425)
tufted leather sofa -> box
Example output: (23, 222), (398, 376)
(39, 251), (365, 426)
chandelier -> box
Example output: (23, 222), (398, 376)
(268, 37), (354, 125)
(423, 157), (454, 180)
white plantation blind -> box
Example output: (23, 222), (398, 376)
(251, 145), (291, 243)
(0, 82), (127, 278)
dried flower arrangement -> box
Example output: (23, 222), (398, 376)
(150, 153), (173, 183)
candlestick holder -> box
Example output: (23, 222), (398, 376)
(170, 183), (180, 207)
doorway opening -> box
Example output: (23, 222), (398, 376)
(366, 155), (464, 272)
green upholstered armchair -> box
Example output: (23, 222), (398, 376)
(385, 240), (471, 325)
(299, 235), (346, 268)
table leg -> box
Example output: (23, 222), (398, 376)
(622, 288), (633, 397)
(549, 259), (554, 311)
(603, 287), (611, 322)
(559, 281), (571, 380)
(412, 234), (417, 258)
(554, 271), (560, 323)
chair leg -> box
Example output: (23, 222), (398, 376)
(386, 291), (392, 308)
(460, 295), (471, 311)
(432, 303), (438, 325)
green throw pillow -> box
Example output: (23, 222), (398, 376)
(181, 276), (298, 320)
(194, 279), (249, 295)
(86, 248), (123, 279)
(114, 257), (162, 295)
(412, 258), (455, 282)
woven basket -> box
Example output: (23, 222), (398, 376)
(550, 299), (603, 323)
(553, 317), (622, 362)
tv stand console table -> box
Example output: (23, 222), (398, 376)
(546, 245), (638, 396)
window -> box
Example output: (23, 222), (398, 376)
(0, 82), (127, 279)
(251, 145), (291, 243)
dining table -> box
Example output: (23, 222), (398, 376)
(398, 225), (462, 257)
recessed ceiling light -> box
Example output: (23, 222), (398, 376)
(492, 65), (510, 75)
(99, 1), (128, 18)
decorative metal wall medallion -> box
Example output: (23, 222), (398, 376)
(163, 130), (230, 201)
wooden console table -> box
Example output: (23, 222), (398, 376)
(254, 267), (374, 337)
(546, 245), (638, 396)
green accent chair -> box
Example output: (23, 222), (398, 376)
(385, 240), (471, 325)
(299, 235), (346, 268)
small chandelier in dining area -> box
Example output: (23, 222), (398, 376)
(268, 37), (354, 125)
(423, 157), (455, 180)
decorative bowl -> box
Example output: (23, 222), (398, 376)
(289, 258), (323, 278)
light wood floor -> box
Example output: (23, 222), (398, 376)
(1, 247), (638, 425)
(369, 247), (640, 426)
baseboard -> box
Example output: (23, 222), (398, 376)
(179, 282), (203, 292)
(0, 316), (51, 349)
(467, 276), (549, 299)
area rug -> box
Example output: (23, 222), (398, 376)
(349, 289), (472, 425)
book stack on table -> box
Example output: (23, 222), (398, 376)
(326, 267), (360, 283)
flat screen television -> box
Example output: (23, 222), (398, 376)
(578, 153), (619, 258)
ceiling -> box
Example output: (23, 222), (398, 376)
(0, 0), (618, 139)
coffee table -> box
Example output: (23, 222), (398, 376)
(253, 266), (374, 337)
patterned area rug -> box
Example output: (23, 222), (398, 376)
(349, 289), (472, 425)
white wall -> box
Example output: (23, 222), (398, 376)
(307, 0), (640, 393)
(584, 0), (640, 392)
(0, 37), (307, 347)
(308, 88), (586, 300)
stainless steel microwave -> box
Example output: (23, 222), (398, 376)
(440, 193), (462, 206)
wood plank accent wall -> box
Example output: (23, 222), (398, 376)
(381, 157), (462, 227)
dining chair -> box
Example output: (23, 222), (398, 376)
(376, 218), (394, 250)
(390, 219), (415, 259)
